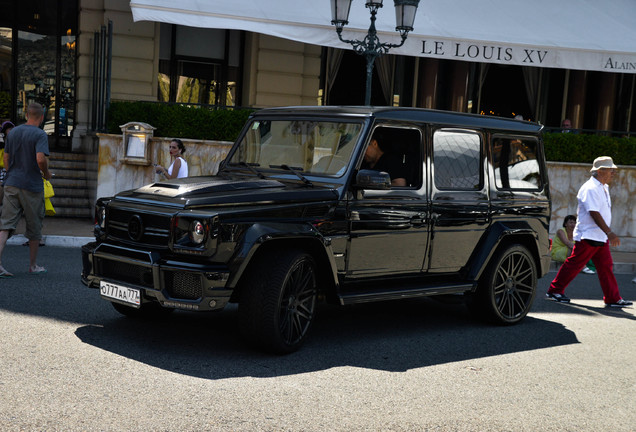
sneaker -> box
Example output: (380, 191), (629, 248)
(632, 277), (636, 284)
(582, 267), (596, 274)
(546, 292), (571, 303)
(606, 299), (633, 308)
(28, 265), (47, 275)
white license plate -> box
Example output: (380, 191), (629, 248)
(100, 281), (141, 307)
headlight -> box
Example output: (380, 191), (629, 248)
(94, 199), (109, 229)
(97, 207), (106, 229)
(190, 220), (206, 245)
(172, 214), (218, 253)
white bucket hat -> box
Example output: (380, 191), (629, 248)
(590, 156), (618, 172)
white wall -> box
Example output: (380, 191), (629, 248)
(548, 161), (636, 252)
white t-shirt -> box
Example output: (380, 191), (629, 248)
(168, 156), (188, 178)
(573, 176), (611, 243)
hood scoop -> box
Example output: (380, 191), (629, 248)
(136, 178), (284, 198)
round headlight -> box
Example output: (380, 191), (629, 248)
(190, 220), (206, 244)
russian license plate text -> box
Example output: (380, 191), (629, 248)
(100, 281), (141, 307)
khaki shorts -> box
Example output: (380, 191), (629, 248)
(0, 185), (45, 240)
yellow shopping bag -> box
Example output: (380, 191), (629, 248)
(43, 178), (55, 216)
(45, 197), (56, 216)
(43, 178), (54, 198)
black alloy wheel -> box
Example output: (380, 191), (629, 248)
(470, 244), (537, 324)
(239, 249), (317, 354)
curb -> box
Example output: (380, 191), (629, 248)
(7, 234), (94, 248)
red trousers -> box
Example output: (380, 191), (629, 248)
(548, 239), (622, 304)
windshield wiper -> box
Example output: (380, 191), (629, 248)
(278, 164), (313, 187)
(229, 162), (266, 179)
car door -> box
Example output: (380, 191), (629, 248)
(345, 125), (429, 278)
(427, 128), (490, 273)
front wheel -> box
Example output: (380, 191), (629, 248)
(239, 249), (317, 354)
(468, 244), (537, 324)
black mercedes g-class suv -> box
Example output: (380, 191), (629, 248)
(81, 106), (551, 353)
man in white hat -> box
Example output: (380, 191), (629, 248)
(546, 156), (632, 307)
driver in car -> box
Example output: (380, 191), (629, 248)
(361, 131), (408, 187)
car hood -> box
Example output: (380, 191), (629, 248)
(113, 175), (340, 209)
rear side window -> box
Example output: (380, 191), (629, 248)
(433, 130), (482, 190)
(492, 136), (542, 190)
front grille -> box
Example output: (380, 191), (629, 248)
(107, 208), (171, 246)
(95, 257), (154, 287)
(164, 271), (203, 300)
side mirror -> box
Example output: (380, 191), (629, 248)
(355, 169), (391, 190)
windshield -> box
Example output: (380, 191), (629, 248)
(227, 119), (363, 177)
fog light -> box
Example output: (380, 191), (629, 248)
(209, 300), (217, 308)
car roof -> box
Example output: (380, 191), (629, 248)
(251, 106), (544, 134)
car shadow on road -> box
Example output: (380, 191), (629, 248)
(74, 297), (579, 380)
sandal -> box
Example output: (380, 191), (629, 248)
(28, 265), (47, 274)
(0, 266), (14, 278)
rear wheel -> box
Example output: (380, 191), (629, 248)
(469, 244), (537, 324)
(111, 301), (174, 319)
(239, 249), (317, 354)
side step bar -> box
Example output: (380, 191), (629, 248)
(337, 283), (475, 305)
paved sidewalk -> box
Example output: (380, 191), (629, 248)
(7, 216), (95, 248)
(5, 216), (636, 274)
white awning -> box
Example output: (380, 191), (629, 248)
(130, 0), (636, 73)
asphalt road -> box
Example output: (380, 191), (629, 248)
(1, 245), (635, 431)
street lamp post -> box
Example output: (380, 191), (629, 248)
(330, 0), (420, 105)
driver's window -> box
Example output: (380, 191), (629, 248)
(361, 126), (421, 188)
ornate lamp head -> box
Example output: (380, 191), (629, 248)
(330, 0), (353, 33)
(394, 0), (420, 37)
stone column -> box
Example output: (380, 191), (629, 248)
(450, 61), (470, 113)
(417, 58), (439, 109)
(567, 70), (587, 129)
(596, 73), (617, 131)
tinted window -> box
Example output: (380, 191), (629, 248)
(433, 130), (481, 190)
(492, 136), (541, 190)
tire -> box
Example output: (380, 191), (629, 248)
(111, 301), (174, 319)
(238, 249), (317, 354)
(469, 244), (537, 324)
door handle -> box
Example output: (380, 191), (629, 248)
(410, 213), (426, 227)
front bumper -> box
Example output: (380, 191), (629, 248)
(81, 241), (232, 312)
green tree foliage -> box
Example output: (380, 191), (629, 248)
(0, 91), (11, 120)
(107, 101), (254, 142)
(544, 133), (636, 165)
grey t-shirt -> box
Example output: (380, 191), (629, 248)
(4, 124), (49, 192)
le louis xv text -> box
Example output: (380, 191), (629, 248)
(421, 40), (548, 64)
